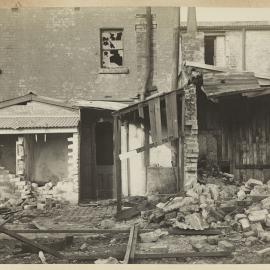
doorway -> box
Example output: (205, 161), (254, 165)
(95, 121), (114, 199)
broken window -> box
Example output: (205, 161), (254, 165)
(101, 29), (123, 68)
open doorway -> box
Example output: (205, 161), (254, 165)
(95, 121), (114, 199)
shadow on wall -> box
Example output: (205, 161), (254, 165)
(0, 135), (17, 173)
(33, 133), (70, 185)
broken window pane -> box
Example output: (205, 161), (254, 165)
(101, 29), (124, 68)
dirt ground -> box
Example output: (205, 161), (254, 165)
(1, 202), (270, 264)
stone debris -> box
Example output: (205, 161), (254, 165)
(139, 229), (168, 243)
(218, 240), (235, 252)
(245, 236), (257, 246)
(248, 209), (268, 223)
(206, 235), (219, 245)
(79, 243), (88, 251)
(94, 257), (119, 264)
(257, 247), (270, 257)
(38, 251), (47, 264)
(139, 175), (270, 253)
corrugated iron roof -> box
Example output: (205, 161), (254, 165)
(0, 116), (79, 129)
(203, 71), (261, 98)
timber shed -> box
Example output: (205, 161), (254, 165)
(189, 63), (270, 182)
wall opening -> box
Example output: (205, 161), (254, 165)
(95, 121), (114, 199)
(0, 135), (17, 173)
(204, 36), (215, 65)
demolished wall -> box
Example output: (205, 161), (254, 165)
(0, 132), (80, 207)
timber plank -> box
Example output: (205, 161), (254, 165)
(135, 251), (233, 259)
(154, 98), (163, 144)
(165, 94), (174, 139)
(149, 99), (157, 143)
(0, 226), (64, 258)
(170, 91), (179, 138)
(123, 224), (138, 264)
(123, 225), (136, 264)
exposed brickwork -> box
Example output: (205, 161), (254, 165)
(180, 32), (202, 190)
(50, 132), (80, 204)
(181, 32), (205, 63)
(183, 84), (199, 190)
(0, 7), (177, 101)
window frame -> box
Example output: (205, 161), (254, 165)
(99, 28), (129, 74)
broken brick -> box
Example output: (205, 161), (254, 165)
(245, 179), (263, 188)
(248, 209), (268, 223)
(139, 229), (168, 243)
(238, 218), (251, 232)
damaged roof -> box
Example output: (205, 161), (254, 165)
(202, 71), (261, 98)
(184, 61), (268, 99)
(73, 100), (129, 111)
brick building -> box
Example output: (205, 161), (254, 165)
(0, 7), (270, 206)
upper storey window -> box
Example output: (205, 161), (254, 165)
(101, 29), (123, 68)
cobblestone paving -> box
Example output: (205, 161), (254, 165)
(31, 203), (118, 229)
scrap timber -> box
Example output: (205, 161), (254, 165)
(113, 89), (185, 212)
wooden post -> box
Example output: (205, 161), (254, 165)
(242, 27), (246, 71)
(179, 94), (185, 191)
(171, 7), (180, 91)
(113, 115), (122, 213)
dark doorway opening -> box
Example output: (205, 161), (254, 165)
(204, 36), (215, 65)
(95, 121), (114, 199)
(79, 109), (114, 202)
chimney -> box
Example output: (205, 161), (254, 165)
(181, 7), (204, 63)
(187, 7), (197, 34)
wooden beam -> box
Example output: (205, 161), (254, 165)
(154, 98), (162, 144)
(168, 228), (222, 235)
(135, 251), (232, 259)
(184, 60), (228, 72)
(113, 116), (122, 213)
(119, 136), (177, 161)
(130, 225), (139, 263)
(2, 229), (151, 234)
(0, 127), (79, 135)
(179, 94), (185, 191)
(242, 27), (246, 71)
(171, 7), (180, 91)
(0, 226), (64, 259)
(123, 225), (138, 264)
(149, 99), (157, 143)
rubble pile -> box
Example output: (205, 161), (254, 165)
(1, 180), (63, 212)
(142, 178), (270, 240)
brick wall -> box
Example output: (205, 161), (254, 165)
(0, 7), (177, 101)
(181, 32), (205, 63)
(246, 31), (270, 75)
(184, 84), (199, 190)
(51, 132), (80, 204)
(212, 30), (270, 74)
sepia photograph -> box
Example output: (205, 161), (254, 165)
(0, 0), (270, 265)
